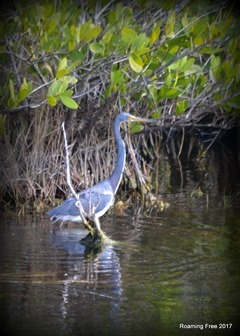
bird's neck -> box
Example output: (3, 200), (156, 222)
(109, 119), (126, 194)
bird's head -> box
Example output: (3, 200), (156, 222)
(118, 112), (160, 124)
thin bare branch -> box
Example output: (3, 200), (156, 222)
(61, 122), (88, 225)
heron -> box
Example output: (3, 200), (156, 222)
(48, 112), (158, 237)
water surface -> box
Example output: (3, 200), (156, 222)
(1, 194), (239, 336)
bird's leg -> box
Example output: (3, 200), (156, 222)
(93, 216), (103, 236)
(93, 216), (109, 242)
(83, 220), (95, 236)
(80, 217), (103, 247)
(75, 198), (95, 235)
(75, 198), (87, 223)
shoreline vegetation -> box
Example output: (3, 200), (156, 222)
(0, 0), (240, 210)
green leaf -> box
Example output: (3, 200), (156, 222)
(199, 46), (222, 55)
(165, 11), (175, 38)
(129, 53), (143, 73)
(211, 55), (221, 69)
(193, 16), (208, 38)
(121, 27), (137, 43)
(68, 40), (76, 51)
(56, 68), (69, 78)
(17, 78), (28, 102)
(43, 63), (54, 78)
(210, 55), (221, 82)
(108, 11), (116, 24)
(48, 20), (57, 33)
(69, 50), (85, 61)
(130, 122), (144, 133)
(58, 57), (67, 71)
(131, 33), (149, 54)
(168, 61), (179, 70)
(151, 108), (162, 120)
(79, 23), (101, 43)
(76, 26), (81, 43)
(70, 24), (76, 37)
(48, 80), (61, 97)
(44, 4), (54, 17)
(165, 23), (175, 38)
(181, 58), (195, 72)
(61, 76), (78, 85)
(150, 25), (160, 45)
(67, 60), (81, 72)
(102, 31), (113, 44)
(193, 37), (204, 46)
(176, 100), (188, 115)
(58, 82), (68, 95)
(185, 64), (202, 76)
(56, 57), (69, 78)
(21, 78), (28, 91)
(90, 42), (104, 54)
(160, 87), (179, 98)
(90, 26), (101, 39)
(181, 14), (190, 36)
(17, 87), (28, 102)
(60, 96), (78, 109)
(111, 70), (122, 84)
(60, 89), (73, 97)
(164, 73), (173, 87)
(225, 96), (240, 109)
(47, 95), (57, 106)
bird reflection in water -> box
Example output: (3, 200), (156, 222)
(51, 228), (122, 289)
(51, 227), (123, 329)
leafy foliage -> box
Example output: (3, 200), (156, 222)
(0, 0), (240, 121)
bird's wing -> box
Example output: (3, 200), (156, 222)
(79, 185), (114, 217)
(48, 197), (80, 218)
(48, 181), (114, 221)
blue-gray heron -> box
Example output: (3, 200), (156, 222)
(48, 112), (157, 235)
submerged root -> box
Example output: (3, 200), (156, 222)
(80, 216), (111, 249)
(80, 223), (120, 251)
(80, 229), (116, 251)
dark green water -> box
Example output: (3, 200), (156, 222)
(1, 195), (240, 336)
(1, 136), (240, 336)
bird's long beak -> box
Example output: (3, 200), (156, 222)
(129, 115), (160, 124)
